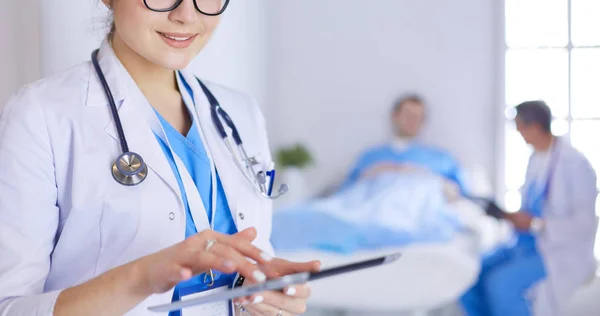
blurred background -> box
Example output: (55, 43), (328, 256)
(1, 1), (599, 315)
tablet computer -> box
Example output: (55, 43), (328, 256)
(148, 252), (401, 313)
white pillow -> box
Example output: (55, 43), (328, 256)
(462, 164), (494, 198)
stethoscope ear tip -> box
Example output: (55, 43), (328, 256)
(265, 184), (289, 200)
(278, 184), (289, 194)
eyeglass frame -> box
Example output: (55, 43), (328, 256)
(143, 0), (230, 16)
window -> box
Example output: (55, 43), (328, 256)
(503, 0), (600, 257)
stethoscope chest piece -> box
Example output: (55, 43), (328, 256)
(112, 152), (148, 186)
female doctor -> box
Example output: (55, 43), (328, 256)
(0, 0), (319, 315)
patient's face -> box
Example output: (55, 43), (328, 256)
(515, 116), (541, 145)
(393, 101), (425, 138)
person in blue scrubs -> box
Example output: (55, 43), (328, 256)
(343, 94), (469, 196)
(460, 101), (555, 316)
(153, 76), (239, 316)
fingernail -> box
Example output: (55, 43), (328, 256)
(286, 286), (297, 296)
(253, 270), (267, 283)
(252, 296), (264, 304)
(241, 299), (251, 306)
(260, 252), (273, 262)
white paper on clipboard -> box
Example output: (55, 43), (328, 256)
(180, 286), (230, 316)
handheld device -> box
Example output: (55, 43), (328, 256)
(148, 252), (402, 313)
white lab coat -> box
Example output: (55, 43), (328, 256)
(525, 138), (598, 316)
(0, 41), (275, 315)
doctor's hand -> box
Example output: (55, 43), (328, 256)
(234, 258), (321, 315)
(133, 227), (273, 295)
(504, 211), (533, 231)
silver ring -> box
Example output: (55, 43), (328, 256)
(277, 308), (283, 316)
(205, 239), (217, 251)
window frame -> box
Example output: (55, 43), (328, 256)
(498, 0), (600, 257)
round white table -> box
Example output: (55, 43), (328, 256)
(278, 233), (480, 313)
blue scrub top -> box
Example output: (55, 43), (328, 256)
(516, 177), (548, 249)
(152, 75), (238, 316)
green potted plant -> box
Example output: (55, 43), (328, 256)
(274, 144), (314, 206)
(275, 143), (314, 170)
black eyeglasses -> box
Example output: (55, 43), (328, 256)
(144, 0), (230, 16)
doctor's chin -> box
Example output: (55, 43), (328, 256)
(1, 1), (600, 316)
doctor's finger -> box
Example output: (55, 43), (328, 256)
(181, 250), (238, 276)
(215, 235), (273, 265)
(244, 303), (296, 316)
(249, 290), (308, 314)
(282, 284), (311, 299)
(192, 230), (270, 265)
(233, 284), (310, 308)
(208, 243), (268, 283)
(234, 227), (258, 241)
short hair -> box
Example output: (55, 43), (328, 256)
(515, 100), (552, 133)
(392, 94), (425, 114)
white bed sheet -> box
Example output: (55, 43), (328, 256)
(275, 199), (514, 312)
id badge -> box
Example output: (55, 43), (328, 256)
(180, 286), (230, 316)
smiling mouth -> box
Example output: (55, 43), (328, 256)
(158, 32), (195, 42)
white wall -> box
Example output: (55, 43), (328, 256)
(190, 1), (269, 107)
(39, 1), (108, 77)
(0, 2), (41, 110)
(38, 1), (268, 109)
(0, 2), (19, 109)
(266, 0), (497, 190)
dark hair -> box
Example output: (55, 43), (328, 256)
(515, 100), (553, 133)
(392, 93), (425, 114)
(108, 22), (116, 40)
(105, 0), (115, 40)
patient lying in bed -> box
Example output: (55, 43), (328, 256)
(271, 170), (465, 253)
(271, 94), (471, 254)
(343, 145), (467, 203)
(341, 94), (469, 201)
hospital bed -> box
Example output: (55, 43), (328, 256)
(272, 168), (513, 314)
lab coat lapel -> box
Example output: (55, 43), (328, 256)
(106, 73), (213, 232)
(168, 73), (212, 231)
(171, 153), (211, 231)
(103, 94), (183, 207)
(179, 71), (241, 215)
(91, 41), (183, 208)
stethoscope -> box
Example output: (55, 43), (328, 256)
(91, 49), (288, 199)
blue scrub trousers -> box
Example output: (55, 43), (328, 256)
(460, 235), (546, 316)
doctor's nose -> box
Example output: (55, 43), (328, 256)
(168, 0), (200, 24)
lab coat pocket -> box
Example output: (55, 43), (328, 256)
(234, 194), (257, 233)
(234, 190), (273, 251)
(97, 184), (145, 272)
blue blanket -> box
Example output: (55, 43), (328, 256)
(271, 172), (464, 254)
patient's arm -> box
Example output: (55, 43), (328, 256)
(360, 163), (461, 202)
(442, 179), (461, 202)
(359, 162), (416, 179)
